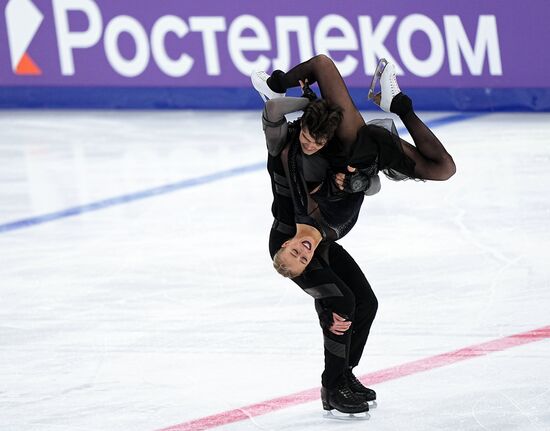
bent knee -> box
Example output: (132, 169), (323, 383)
(422, 155), (456, 181)
(313, 54), (336, 68)
(355, 294), (378, 318)
(440, 155), (456, 180)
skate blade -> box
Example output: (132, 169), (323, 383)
(367, 58), (388, 101)
(323, 410), (370, 421)
(368, 400), (378, 409)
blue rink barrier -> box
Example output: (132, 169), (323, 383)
(1, 87), (550, 111)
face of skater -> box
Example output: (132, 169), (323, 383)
(277, 237), (316, 278)
(299, 126), (327, 155)
(298, 99), (343, 155)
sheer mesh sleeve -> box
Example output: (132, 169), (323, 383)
(263, 97), (309, 156)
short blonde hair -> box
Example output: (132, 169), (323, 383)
(273, 248), (301, 278)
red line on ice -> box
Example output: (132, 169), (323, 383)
(156, 325), (550, 431)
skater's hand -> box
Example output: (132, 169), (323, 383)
(334, 166), (356, 190)
(330, 313), (352, 335)
(299, 79), (317, 101)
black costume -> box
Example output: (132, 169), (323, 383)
(264, 98), (378, 395)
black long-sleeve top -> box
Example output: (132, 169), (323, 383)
(264, 97), (365, 241)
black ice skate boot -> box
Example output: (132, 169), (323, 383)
(345, 368), (377, 402)
(321, 383), (369, 414)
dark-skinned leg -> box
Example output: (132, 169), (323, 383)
(389, 85), (456, 180)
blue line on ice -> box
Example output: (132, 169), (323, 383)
(0, 112), (483, 234)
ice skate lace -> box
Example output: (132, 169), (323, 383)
(389, 73), (399, 97)
(339, 385), (361, 401)
(254, 71), (269, 84)
(347, 372), (361, 387)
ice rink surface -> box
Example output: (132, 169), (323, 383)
(1, 110), (549, 431)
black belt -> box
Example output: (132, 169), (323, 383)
(272, 219), (295, 235)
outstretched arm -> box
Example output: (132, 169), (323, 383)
(263, 97), (308, 156)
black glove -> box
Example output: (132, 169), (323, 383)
(342, 170), (371, 193)
(318, 308), (334, 331)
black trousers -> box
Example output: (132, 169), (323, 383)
(269, 228), (378, 389)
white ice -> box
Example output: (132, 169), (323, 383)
(0, 110), (549, 431)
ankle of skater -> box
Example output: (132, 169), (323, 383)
(267, 70), (286, 93)
(391, 92), (414, 119)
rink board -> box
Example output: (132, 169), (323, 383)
(0, 0), (549, 110)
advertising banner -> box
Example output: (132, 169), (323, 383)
(0, 0), (549, 109)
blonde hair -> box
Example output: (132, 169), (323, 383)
(273, 248), (302, 278)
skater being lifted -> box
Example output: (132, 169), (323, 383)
(253, 54), (456, 278)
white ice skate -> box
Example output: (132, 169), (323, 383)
(367, 58), (387, 101)
(367, 58), (402, 113)
(251, 70), (285, 102)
